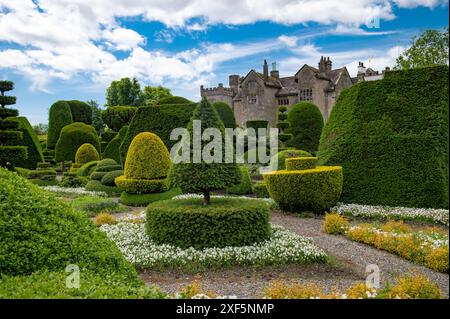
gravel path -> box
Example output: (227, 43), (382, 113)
(271, 212), (449, 297)
(140, 211), (449, 298)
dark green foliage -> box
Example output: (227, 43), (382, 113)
(8, 117), (45, 169)
(0, 119), (18, 130)
(319, 66), (449, 208)
(142, 86), (172, 106)
(227, 166), (253, 195)
(269, 149), (312, 171)
(156, 96), (192, 105)
(213, 101), (236, 128)
(55, 122), (100, 162)
(120, 188), (182, 207)
(146, 198), (270, 249)
(246, 120), (268, 132)
(28, 169), (56, 179)
(66, 100), (92, 124)
(253, 181), (270, 198)
(71, 196), (126, 217)
(101, 129), (118, 142)
(0, 80), (16, 108)
(85, 180), (121, 196)
(277, 105), (292, 147)
(0, 81), (14, 93)
(86, 100), (105, 135)
(37, 162), (51, 169)
(169, 98), (241, 204)
(120, 103), (197, 163)
(47, 101), (73, 149)
(0, 167), (138, 278)
(76, 161), (98, 177)
(0, 270), (165, 299)
(90, 171), (107, 181)
(0, 146), (27, 167)
(101, 170), (123, 186)
(28, 179), (58, 186)
(0, 130), (22, 145)
(101, 106), (137, 131)
(0, 108), (18, 119)
(106, 77), (142, 107)
(96, 164), (122, 172)
(103, 126), (128, 163)
(287, 102), (324, 153)
(59, 174), (89, 188)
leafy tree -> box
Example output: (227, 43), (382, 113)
(86, 100), (105, 135)
(396, 28), (449, 70)
(32, 123), (48, 135)
(0, 80), (16, 108)
(170, 98), (241, 205)
(142, 86), (172, 106)
(105, 77), (142, 107)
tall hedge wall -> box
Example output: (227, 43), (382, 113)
(66, 100), (92, 124)
(47, 101), (73, 149)
(119, 103), (197, 165)
(213, 101), (236, 128)
(155, 96), (192, 105)
(8, 116), (44, 169)
(101, 106), (137, 131)
(319, 66), (449, 208)
(103, 125), (128, 164)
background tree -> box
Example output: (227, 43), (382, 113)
(33, 123), (48, 135)
(86, 100), (105, 135)
(396, 28), (449, 70)
(142, 86), (172, 106)
(170, 98), (241, 205)
(105, 77), (143, 107)
(0, 80), (16, 108)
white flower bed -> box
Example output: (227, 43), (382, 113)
(100, 222), (327, 271)
(331, 202), (449, 227)
(173, 193), (275, 204)
(41, 186), (107, 197)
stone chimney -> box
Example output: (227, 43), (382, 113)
(270, 62), (279, 79)
(318, 56), (326, 72)
(357, 62), (366, 82)
(325, 57), (332, 72)
(229, 74), (239, 94)
(263, 59), (269, 81)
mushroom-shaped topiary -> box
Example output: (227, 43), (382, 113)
(115, 132), (171, 194)
(75, 143), (100, 165)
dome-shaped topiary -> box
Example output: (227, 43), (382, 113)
(155, 96), (192, 105)
(55, 122), (100, 163)
(75, 143), (100, 165)
(47, 101), (73, 149)
(124, 132), (171, 180)
(287, 102), (324, 153)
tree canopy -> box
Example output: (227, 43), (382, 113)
(105, 77), (143, 107)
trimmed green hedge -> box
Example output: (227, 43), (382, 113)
(319, 66), (449, 208)
(227, 166), (253, 195)
(55, 122), (100, 162)
(101, 170), (123, 186)
(285, 157), (318, 171)
(77, 161), (99, 177)
(287, 102), (324, 153)
(0, 119), (19, 130)
(120, 188), (182, 207)
(115, 175), (168, 194)
(252, 181), (269, 198)
(85, 180), (121, 196)
(155, 96), (192, 105)
(0, 108), (18, 119)
(47, 101), (73, 149)
(101, 106), (137, 131)
(119, 103), (197, 163)
(0, 130), (22, 145)
(67, 100), (92, 124)
(269, 149), (312, 171)
(146, 198), (270, 249)
(8, 116), (45, 169)
(213, 101), (236, 128)
(103, 125), (128, 163)
(264, 166), (343, 212)
(0, 167), (138, 278)
(59, 174), (89, 188)
(0, 145), (27, 167)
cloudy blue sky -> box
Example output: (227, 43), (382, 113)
(0, 0), (448, 125)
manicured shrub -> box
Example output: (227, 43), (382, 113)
(323, 213), (349, 235)
(169, 98), (241, 204)
(253, 181), (270, 198)
(0, 108), (18, 119)
(90, 171), (107, 181)
(319, 66), (449, 208)
(59, 174), (89, 188)
(72, 196), (126, 217)
(85, 180), (121, 196)
(55, 122), (100, 162)
(75, 143), (100, 165)
(155, 96), (192, 105)
(66, 100), (92, 124)
(101, 170), (123, 186)
(103, 125), (128, 163)
(146, 198), (270, 249)
(115, 175), (168, 194)
(119, 103), (197, 163)
(285, 157), (318, 171)
(0, 130), (22, 145)
(76, 161), (99, 177)
(227, 166), (253, 195)
(264, 159), (343, 212)
(287, 102), (324, 153)
(101, 129), (118, 142)
(0, 167), (138, 278)
(269, 149), (312, 171)
(28, 169), (56, 179)
(7, 117), (45, 169)
(0, 119), (19, 130)
(96, 164), (122, 172)
(120, 188), (182, 207)
(213, 101), (236, 128)
(101, 106), (137, 131)
(0, 145), (27, 167)
(47, 101), (73, 149)
(37, 162), (51, 169)
(0, 81), (16, 108)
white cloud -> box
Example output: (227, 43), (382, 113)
(102, 28), (146, 51)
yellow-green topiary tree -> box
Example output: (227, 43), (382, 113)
(71, 143), (100, 172)
(115, 132), (171, 194)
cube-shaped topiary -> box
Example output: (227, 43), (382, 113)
(75, 143), (100, 165)
(264, 157), (343, 213)
(269, 149), (312, 171)
(55, 122), (100, 163)
(115, 132), (171, 195)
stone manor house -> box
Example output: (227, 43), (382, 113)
(201, 57), (388, 127)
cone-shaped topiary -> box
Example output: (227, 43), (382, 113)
(115, 132), (171, 195)
(55, 122), (100, 164)
(75, 143), (100, 165)
(169, 97), (241, 205)
(287, 102), (324, 153)
(213, 101), (236, 128)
